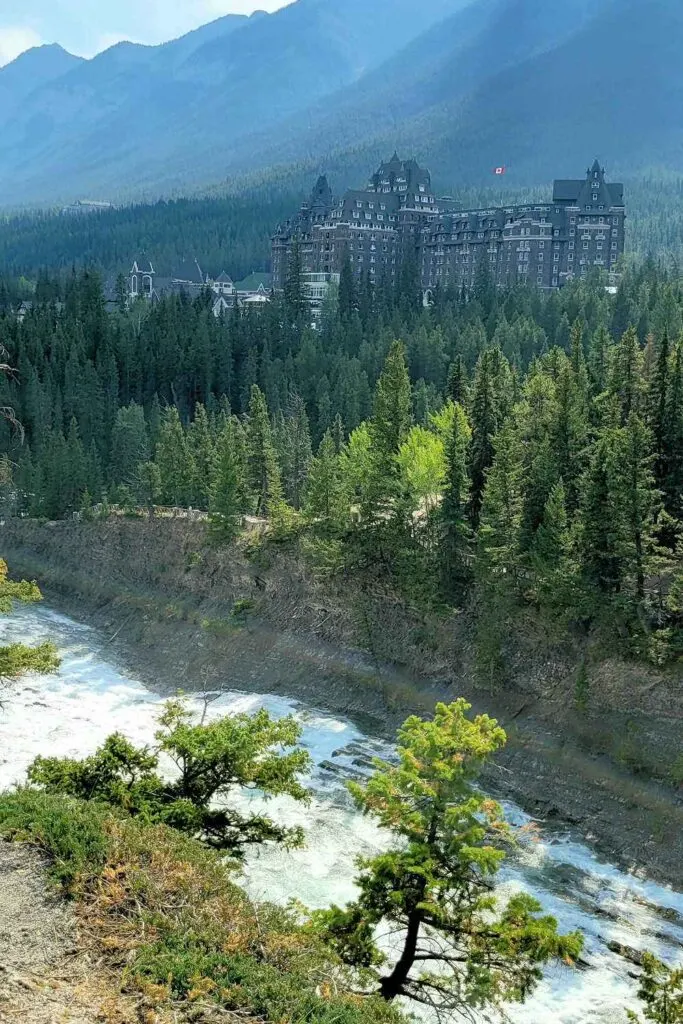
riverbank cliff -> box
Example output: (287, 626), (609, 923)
(1, 516), (681, 886)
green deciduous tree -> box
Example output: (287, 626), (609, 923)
(316, 701), (582, 1014)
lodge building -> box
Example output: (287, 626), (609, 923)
(271, 156), (626, 300)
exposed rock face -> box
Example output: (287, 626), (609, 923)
(1, 516), (682, 889)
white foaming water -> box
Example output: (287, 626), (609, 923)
(0, 603), (681, 1023)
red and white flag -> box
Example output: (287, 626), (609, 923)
(494, 166), (507, 175)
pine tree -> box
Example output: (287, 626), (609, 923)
(477, 422), (525, 585)
(440, 403), (472, 601)
(276, 392), (312, 509)
(283, 241), (307, 327)
(531, 480), (578, 615)
(304, 430), (349, 534)
(580, 429), (624, 595)
(446, 356), (469, 406)
(154, 407), (196, 507)
(245, 385), (282, 516)
(610, 326), (644, 423)
(469, 351), (499, 527)
(338, 254), (357, 323)
(615, 413), (659, 602)
(371, 341), (412, 464)
(110, 403), (149, 489)
(663, 339), (683, 518)
(187, 403), (216, 510)
(647, 328), (671, 490)
(209, 419), (248, 542)
(317, 702), (581, 1014)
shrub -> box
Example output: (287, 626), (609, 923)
(0, 789), (110, 888)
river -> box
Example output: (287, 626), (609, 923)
(0, 603), (681, 1023)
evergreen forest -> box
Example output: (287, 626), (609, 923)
(1, 174), (683, 282)
(1, 250), (682, 675)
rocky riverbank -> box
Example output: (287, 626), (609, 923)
(1, 516), (682, 888)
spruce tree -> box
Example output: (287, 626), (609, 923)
(371, 341), (412, 465)
(440, 402), (472, 601)
(648, 328), (671, 490)
(610, 326), (644, 423)
(276, 392), (312, 509)
(110, 403), (149, 490)
(209, 420), (247, 542)
(615, 413), (659, 602)
(469, 351), (498, 527)
(304, 430), (349, 534)
(154, 407), (196, 508)
(188, 403), (216, 510)
(245, 385), (282, 516)
(446, 355), (469, 406)
(338, 254), (357, 323)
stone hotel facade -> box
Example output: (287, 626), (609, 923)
(272, 155), (626, 298)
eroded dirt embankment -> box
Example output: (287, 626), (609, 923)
(1, 516), (682, 886)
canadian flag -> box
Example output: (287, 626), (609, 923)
(494, 166), (507, 175)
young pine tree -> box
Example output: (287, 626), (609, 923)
(316, 701), (582, 1014)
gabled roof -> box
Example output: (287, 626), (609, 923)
(170, 258), (205, 284)
(215, 271), (233, 283)
(131, 258), (154, 274)
(553, 161), (624, 208)
(234, 272), (272, 292)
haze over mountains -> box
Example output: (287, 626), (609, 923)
(0, 0), (680, 208)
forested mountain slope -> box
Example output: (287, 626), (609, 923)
(223, 0), (683, 188)
(0, 0), (468, 208)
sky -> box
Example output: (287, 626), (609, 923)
(0, 0), (290, 66)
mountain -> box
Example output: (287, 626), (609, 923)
(212, 0), (620, 186)
(221, 0), (683, 192)
(0, 44), (84, 127)
(0, 0), (470, 208)
(1, 0), (680, 208)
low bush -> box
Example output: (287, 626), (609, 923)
(0, 790), (403, 1023)
(0, 789), (110, 888)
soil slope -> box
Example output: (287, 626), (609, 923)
(1, 516), (681, 887)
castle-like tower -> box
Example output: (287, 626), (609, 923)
(271, 157), (626, 297)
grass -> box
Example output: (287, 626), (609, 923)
(0, 790), (403, 1024)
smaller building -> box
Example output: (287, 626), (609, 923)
(126, 260), (271, 316)
(61, 199), (114, 215)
